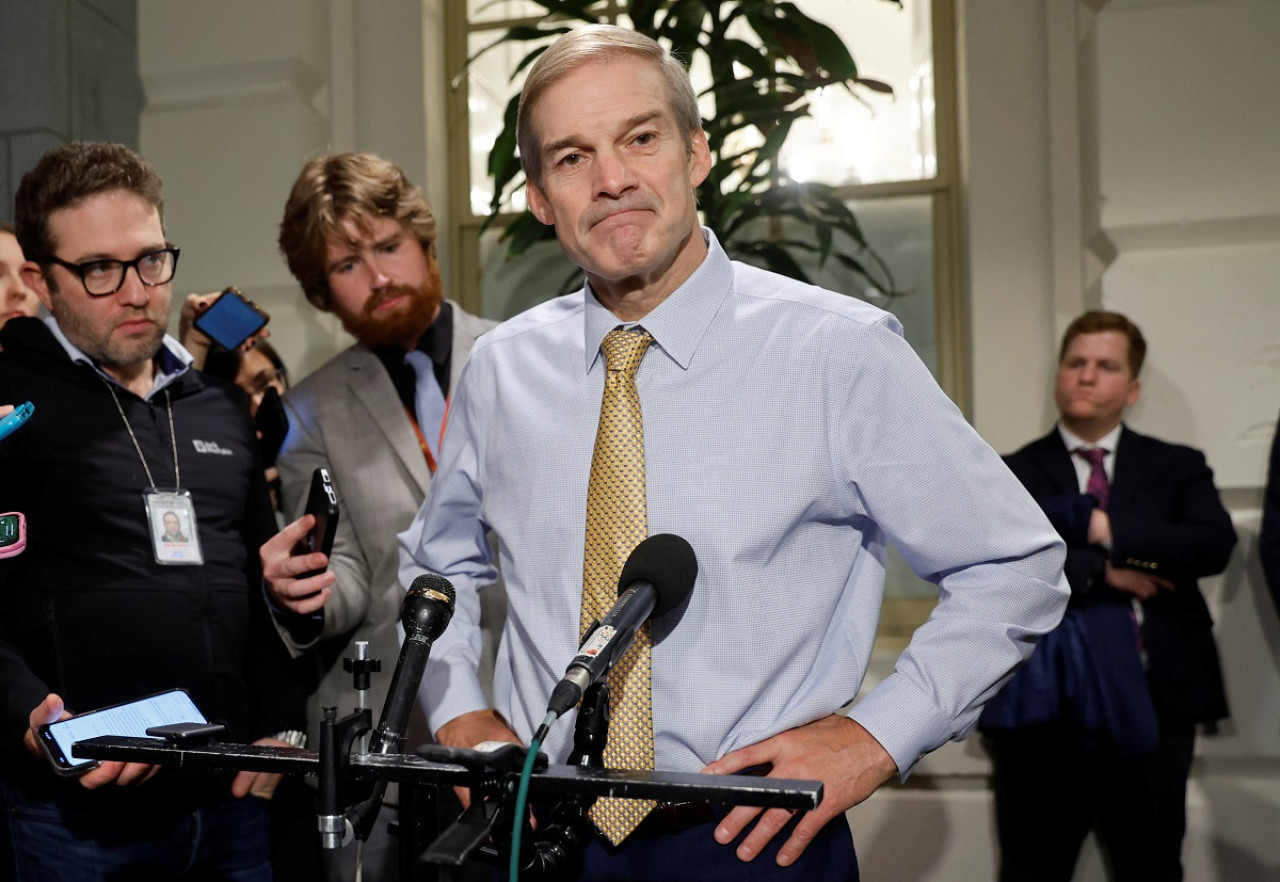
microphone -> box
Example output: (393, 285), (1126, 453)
(545, 533), (697, 718)
(369, 574), (456, 754)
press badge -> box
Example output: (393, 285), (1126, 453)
(144, 490), (203, 565)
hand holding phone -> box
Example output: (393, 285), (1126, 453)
(296, 467), (339, 578)
(37, 689), (207, 776)
(192, 287), (269, 352)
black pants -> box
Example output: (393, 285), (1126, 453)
(986, 718), (1195, 882)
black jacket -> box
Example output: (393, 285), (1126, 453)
(1001, 426), (1236, 724)
(0, 317), (303, 803)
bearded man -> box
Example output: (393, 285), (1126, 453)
(259, 153), (500, 881)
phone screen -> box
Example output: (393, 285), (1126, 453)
(0, 512), (25, 558)
(195, 289), (268, 351)
(40, 689), (206, 771)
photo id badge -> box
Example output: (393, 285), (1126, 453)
(144, 490), (203, 565)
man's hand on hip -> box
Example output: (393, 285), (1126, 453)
(701, 714), (897, 867)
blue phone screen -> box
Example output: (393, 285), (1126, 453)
(197, 292), (266, 350)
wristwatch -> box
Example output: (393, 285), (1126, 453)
(272, 729), (307, 749)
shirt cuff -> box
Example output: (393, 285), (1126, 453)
(848, 672), (956, 778)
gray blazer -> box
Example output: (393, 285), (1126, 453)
(274, 301), (502, 748)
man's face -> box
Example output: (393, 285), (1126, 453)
(524, 55), (711, 305)
(163, 513), (180, 535)
(1054, 330), (1140, 437)
(0, 232), (40, 335)
(324, 214), (442, 350)
(26, 190), (171, 370)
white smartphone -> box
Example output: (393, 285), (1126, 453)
(37, 688), (206, 776)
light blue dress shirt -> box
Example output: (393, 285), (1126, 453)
(399, 229), (1068, 774)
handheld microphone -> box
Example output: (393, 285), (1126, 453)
(545, 533), (697, 718)
(370, 574), (456, 754)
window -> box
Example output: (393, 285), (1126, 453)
(444, 0), (963, 618)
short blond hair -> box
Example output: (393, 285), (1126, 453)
(517, 24), (701, 189)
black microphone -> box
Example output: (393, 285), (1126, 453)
(545, 533), (697, 718)
(370, 574), (456, 754)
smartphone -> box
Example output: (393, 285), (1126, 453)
(193, 287), (269, 351)
(254, 386), (289, 468)
(0, 401), (34, 442)
(297, 467), (339, 578)
(38, 688), (207, 776)
(0, 512), (26, 559)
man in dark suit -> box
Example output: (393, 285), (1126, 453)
(979, 310), (1237, 882)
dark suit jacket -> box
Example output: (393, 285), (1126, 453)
(1257, 410), (1280, 616)
(1001, 426), (1236, 724)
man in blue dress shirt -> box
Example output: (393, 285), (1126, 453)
(386, 24), (1066, 881)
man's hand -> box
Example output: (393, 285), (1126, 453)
(260, 514), (336, 615)
(26, 694), (161, 789)
(1105, 560), (1174, 600)
(177, 292), (223, 370)
(436, 709), (522, 810)
(231, 736), (290, 800)
(23, 693), (68, 759)
(701, 715), (897, 867)
(1087, 508), (1112, 546)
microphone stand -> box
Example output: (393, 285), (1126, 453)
(77, 667), (821, 882)
(418, 681), (607, 879)
(520, 681), (611, 879)
(319, 646), (383, 852)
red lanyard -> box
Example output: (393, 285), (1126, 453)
(403, 397), (449, 475)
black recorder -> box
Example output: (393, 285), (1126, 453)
(298, 467), (339, 578)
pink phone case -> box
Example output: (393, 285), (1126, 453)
(0, 512), (25, 559)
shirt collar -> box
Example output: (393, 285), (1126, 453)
(45, 315), (193, 399)
(582, 226), (731, 373)
(1058, 422), (1123, 456)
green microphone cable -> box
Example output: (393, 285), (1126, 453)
(509, 711), (556, 882)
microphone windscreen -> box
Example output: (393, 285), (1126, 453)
(409, 573), (456, 607)
(618, 533), (697, 618)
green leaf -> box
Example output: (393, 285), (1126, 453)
(500, 210), (555, 258)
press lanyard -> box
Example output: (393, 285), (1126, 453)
(103, 379), (179, 488)
(102, 378), (204, 565)
(403, 399), (450, 475)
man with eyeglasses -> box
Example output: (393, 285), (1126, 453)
(0, 141), (305, 881)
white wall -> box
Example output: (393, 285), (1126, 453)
(138, 0), (451, 379)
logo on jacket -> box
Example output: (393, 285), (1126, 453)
(192, 439), (234, 456)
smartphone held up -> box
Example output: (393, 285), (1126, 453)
(193, 287), (269, 352)
(296, 467), (339, 579)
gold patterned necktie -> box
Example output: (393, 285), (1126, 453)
(582, 327), (656, 844)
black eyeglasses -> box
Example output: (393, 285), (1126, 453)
(45, 247), (181, 297)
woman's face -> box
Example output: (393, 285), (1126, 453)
(234, 347), (287, 417)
